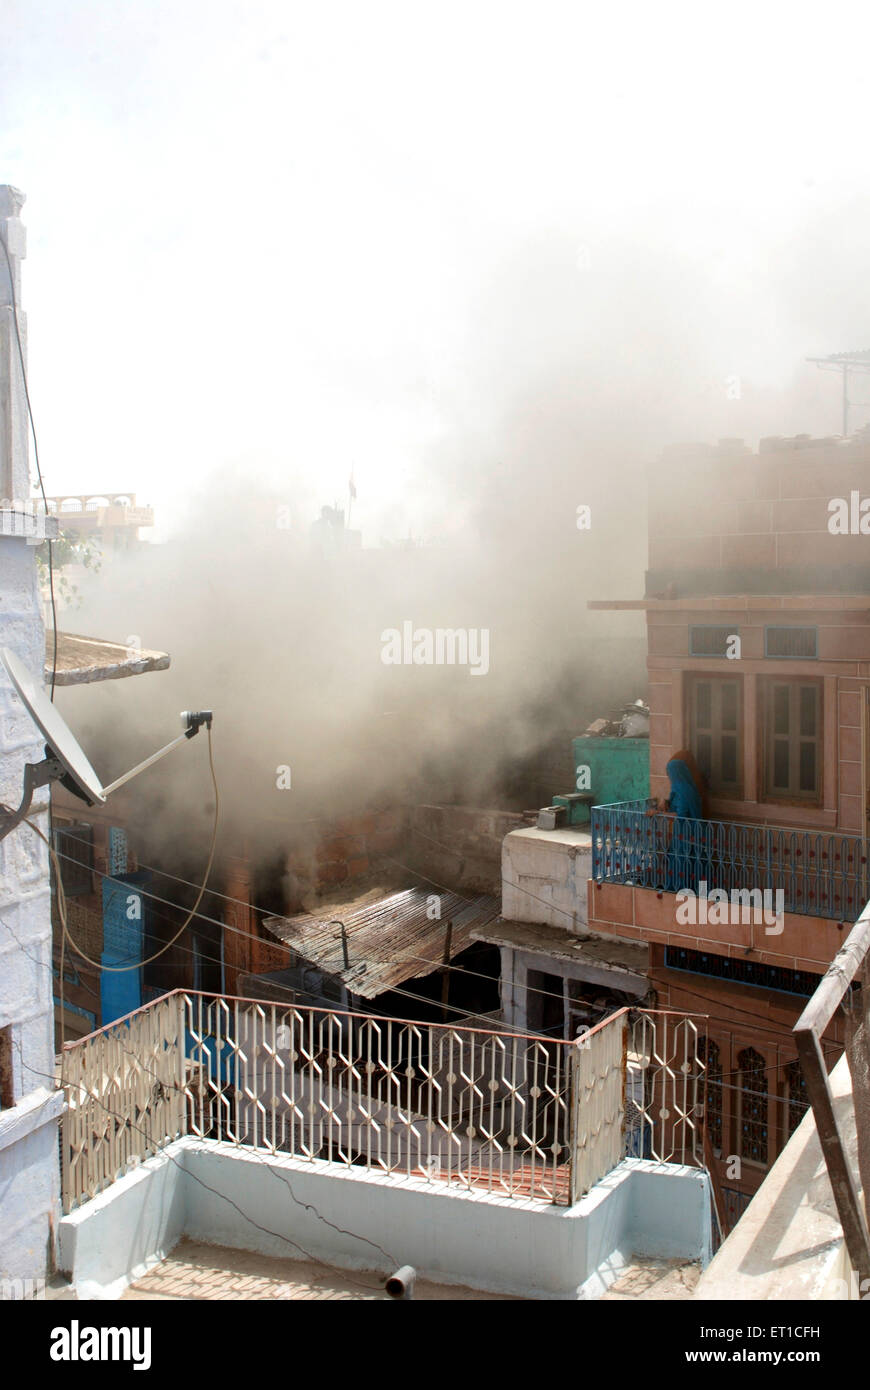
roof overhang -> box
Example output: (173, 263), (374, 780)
(470, 919), (649, 994)
(48, 632), (170, 686)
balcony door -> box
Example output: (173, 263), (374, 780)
(688, 675), (743, 800)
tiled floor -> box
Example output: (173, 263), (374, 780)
(601, 1258), (701, 1300)
(121, 1239), (517, 1301)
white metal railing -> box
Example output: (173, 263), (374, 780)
(60, 992), (707, 1214)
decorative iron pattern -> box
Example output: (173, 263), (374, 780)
(62, 992), (572, 1211)
(62, 992), (186, 1213)
(570, 1013), (626, 1200)
(628, 1011), (706, 1166)
(61, 994), (707, 1215)
(591, 800), (866, 920)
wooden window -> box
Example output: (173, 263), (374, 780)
(688, 675), (742, 798)
(764, 626), (818, 659)
(760, 678), (821, 803)
(737, 1047), (768, 1166)
(784, 1058), (809, 1142)
(699, 1036), (723, 1156)
(689, 626), (735, 658)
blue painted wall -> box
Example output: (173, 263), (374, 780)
(100, 870), (152, 1025)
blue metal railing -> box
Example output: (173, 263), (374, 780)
(590, 799), (867, 920)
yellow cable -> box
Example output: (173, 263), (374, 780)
(26, 725), (219, 981)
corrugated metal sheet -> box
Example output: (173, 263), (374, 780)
(262, 888), (500, 1000)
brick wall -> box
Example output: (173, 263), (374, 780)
(314, 808), (405, 887)
(648, 435), (870, 592)
(406, 804), (524, 895)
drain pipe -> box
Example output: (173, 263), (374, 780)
(385, 1265), (416, 1300)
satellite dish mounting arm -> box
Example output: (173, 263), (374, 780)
(100, 712), (212, 797)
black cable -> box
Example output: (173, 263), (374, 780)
(0, 230), (58, 699)
(48, 825), (855, 1044)
(49, 835), (579, 1015)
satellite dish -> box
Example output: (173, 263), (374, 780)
(1, 646), (105, 805)
(0, 645), (212, 842)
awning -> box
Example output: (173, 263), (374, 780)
(470, 918), (649, 992)
(262, 887), (501, 1000)
(47, 632), (170, 686)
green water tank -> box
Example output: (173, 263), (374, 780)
(563, 737), (651, 822)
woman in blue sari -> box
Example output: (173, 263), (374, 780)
(650, 751), (705, 891)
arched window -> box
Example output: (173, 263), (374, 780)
(737, 1047), (768, 1165)
(698, 1036), (723, 1154)
(784, 1058), (809, 1140)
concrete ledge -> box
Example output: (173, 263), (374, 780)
(58, 1142), (710, 1301)
(0, 1087), (64, 1154)
(695, 1054), (858, 1300)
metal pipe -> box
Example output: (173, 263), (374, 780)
(385, 1265), (416, 1299)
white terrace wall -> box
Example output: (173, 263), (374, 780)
(58, 1139), (712, 1301)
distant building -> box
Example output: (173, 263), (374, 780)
(44, 492), (154, 557)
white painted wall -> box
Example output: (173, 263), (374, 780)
(58, 1139), (712, 1301)
(0, 185), (61, 1288)
(502, 826), (592, 933)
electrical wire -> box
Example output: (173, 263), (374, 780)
(46, 812), (858, 1051)
(0, 229), (58, 700)
(48, 826), (842, 1038)
(48, 835), (581, 1015)
(48, 881), (833, 1097)
(0, 908), (813, 1143)
(30, 725), (219, 975)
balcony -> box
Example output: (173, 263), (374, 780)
(588, 799), (862, 970)
(57, 992), (713, 1299)
(592, 800), (866, 921)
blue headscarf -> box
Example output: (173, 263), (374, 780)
(666, 757), (703, 819)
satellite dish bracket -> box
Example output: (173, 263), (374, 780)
(0, 748), (69, 842)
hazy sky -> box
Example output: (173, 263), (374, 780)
(4, 1), (870, 540)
